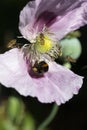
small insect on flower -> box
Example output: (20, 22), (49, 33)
(7, 37), (30, 49)
(38, 33), (45, 45)
(32, 61), (49, 75)
(0, 0), (87, 105)
(65, 56), (76, 63)
(7, 39), (18, 49)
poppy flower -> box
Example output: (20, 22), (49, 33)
(0, 0), (87, 105)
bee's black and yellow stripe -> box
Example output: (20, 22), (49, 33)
(32, 61), (49, 74)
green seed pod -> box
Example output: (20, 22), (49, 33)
(63, 62), (72, 69)
(65, 31), (81, 39)
(6, 96), (24, 124)
(60, 38), (82, 60)
(22, 114), (35, 130)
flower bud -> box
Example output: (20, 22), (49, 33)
(60, 38), (82, 60)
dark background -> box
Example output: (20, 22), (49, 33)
(0, 1), (87, 130)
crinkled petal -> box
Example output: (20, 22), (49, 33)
(0, 49), (83, 105)
(45, 62), (83, 105)
(19, 0), (56, 32)
(49, 0), (87, 40)
(19, 0), (42, 41)
(19, 0), (87, 40)
(31, 62), (83, 105)
(0, 48), (38, 96)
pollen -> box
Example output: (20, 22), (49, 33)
(35, 34), (52, 53)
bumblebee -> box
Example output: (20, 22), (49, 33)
(32, 61), (49, 74)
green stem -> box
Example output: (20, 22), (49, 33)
(37, 103), (59, 130)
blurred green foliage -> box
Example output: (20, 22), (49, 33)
(0, 96), (35, 130)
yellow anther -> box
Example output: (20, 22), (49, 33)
(35, 34), (52, 53)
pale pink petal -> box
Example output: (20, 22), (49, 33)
(0, 48), (38, 96)
(0, 49), (83, 105)
(32, 62), (83, 105)
(19, 0), (42, 40)
(19, 0), (87, 40)
(49, 1), (87, 40)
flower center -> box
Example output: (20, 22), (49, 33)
(22, 32), (62, 69)
(35, 33), (53, 53)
